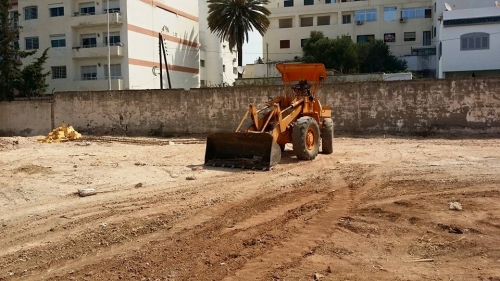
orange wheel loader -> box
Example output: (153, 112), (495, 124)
(204, 63), (334, 171)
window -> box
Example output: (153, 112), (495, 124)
(357, 35), (374, 43)
(425, 9), (431, 18)
(105, 7), (121, 13)
(50, 35), (66, 48)
(423, 31), (431, 46)
(200, 59), (205, 67)
(233, 67), (238, 75)
(404, 32), (416, 41)
(279, 18), (293, 28)
(355, 9), (377, 23)
(223, 65), (226, 72)
(25, 37), (39, 50)
(105, 32), (121, 46)
(103, 0), (120, 13)
(51, 66), (67, 79)
(284, 0), (294, 7)
(81, 34), (97, 48)
(300, 17), (313, 27)
(79, 2), (96, 15)
(342, 14), (351, 24)
(280, 40), (290, 49)
(304, 0), (313, 5)
(384, 33), (395, 43)
(9, 11), (19, 28)
(384, 7), (397, 21)
(49, 4), (64, 17)
(317, 16), (330, 26)
(81, 65), (97, 80)
(433, 26), (436, 38)
(200, 80), (206, 87)
(401, 7), (431, 20)
(105, 64), (122, 79)
(24, 6), (38, 20)
(460, 33), (489, 51)
(326, 0), (332, 3)
(301, 38), (307, 47)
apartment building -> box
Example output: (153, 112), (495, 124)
(198, 0), (238, 87)
(9, 0), (231, 93)
(263, 0), (436, 72)
(433, 0), (500, 78)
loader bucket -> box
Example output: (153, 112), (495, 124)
(204, 132), (281, 171)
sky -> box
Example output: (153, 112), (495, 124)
(242, 30), (263, 65)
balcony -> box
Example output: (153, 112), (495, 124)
(72, 78), (124, 91)
(71, 12), (122, 28)
(72, 44), (124, 59)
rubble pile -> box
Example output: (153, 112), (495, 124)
(38, 124), (82, 143)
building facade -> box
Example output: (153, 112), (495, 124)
(263, 0), (436, 72)
(8, 0), (237, 93)
(433, 0), (500, 78)
(198, 0), (238, 87)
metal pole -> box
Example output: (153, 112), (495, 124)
(266, 43), (269, 78)
(159, 33), (163, 89)
(161, 40), (172, 89)
(107, 0), (111, 90)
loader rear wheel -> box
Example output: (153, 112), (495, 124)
(292, 117), (320, 160)
(321, 118), (334, 154)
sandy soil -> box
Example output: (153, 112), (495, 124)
(1, 135), (500, 281)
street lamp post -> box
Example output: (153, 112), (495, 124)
(107, 0), (111, 90)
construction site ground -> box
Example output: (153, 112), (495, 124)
(1, 136), (500, 281)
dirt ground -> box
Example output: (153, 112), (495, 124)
(1, 135), (500, 281)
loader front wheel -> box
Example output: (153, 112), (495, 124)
(321, 118), (334, 154)
(292, 117), (320, 160)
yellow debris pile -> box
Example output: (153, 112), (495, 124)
(38, 124), (82, 143)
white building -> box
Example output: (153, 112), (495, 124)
(434, 0), (500, 78)
(9, 0), (237, 93)
(263, 0), (436, 73)
(198, 0), (238, 87)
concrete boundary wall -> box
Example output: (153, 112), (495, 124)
(1, 78), (500, 137)
(0, 98), (53, 136)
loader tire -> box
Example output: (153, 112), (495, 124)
(292, 116), (320, 160)
(321, 118), (334, 154)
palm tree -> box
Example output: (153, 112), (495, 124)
(206, 0), (271, 78)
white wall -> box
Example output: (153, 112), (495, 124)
(433, 0), (496, 77)
(439, 7), (500, 77)
(403, 55), (437, 71)
(126, 0), (199, 90)
(198, 0), (237, 87)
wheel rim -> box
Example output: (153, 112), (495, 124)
(306, 127), (316, 150)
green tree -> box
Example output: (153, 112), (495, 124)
(18, 48), (51, 97)
(301, 31), (407, 74)
(302, 32), (358, 74)
(0, 0), (34, 101)
(357, 40), (407, 73)
(331, 35), (359, 74)
(207, 0), (271, 78)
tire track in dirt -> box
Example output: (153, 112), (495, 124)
(0, 160), (327, 281)
(239, 149), (402, 280)
(43, 169), (339, 281)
